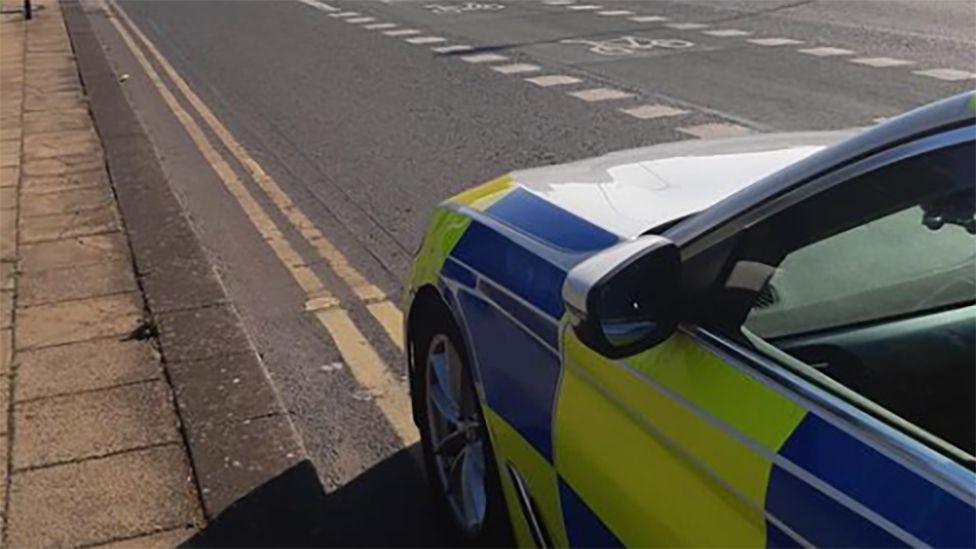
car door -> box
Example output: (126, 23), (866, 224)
(552, 126), (975, 547)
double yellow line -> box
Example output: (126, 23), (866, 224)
(102, 0), (418, 445)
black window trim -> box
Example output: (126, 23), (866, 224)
(676, 124), (975, 261)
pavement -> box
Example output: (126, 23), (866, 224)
(0, 0), (972, 546)
(0, 1), (203, 545)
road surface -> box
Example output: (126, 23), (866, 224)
(80, 0), (974, 544)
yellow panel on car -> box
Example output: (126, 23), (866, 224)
(554, 332), (806, 547)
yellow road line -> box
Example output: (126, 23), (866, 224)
(103, 0), (418, 445)
(110, 1), (404, 351)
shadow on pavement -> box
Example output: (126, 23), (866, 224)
(182, 444), (456, 548)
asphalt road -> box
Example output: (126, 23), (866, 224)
(84, 0), (974, 544)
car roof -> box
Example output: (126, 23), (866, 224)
(667, 92), (976, 247)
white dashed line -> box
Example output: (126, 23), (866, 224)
(598, 10), (634, 16)
(525, 75), (582, 87)
(568, 88), (634, 102)
(912, 68), (976, 81)
(629, 15), (668, 22)
(329, 11), (359, 17)
(364, 23), (397, 30)
(798, 46), (854, 57)
(850, 57), (913, 67)
(297, 0), (339, 12)
(432, 44), (475, 54)
(748, 37), (803, 46)
(406, 36), (447, 44)
(384, 29), (421, 36)
(567, 5), (603, 10)
(346, 17), (376, 23)
(619, 104), (688, 119)
(666, 22), (708, 29)
(491, 63), (542, 74)
(873, 117), (891, 124)
(703, 29), (753, 37)
(678, 123), (754, 138)
(461, 53), (509, 63)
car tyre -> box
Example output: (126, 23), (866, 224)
(414, 301), (513, 547)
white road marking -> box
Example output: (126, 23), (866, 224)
(798, 46), (854, 57)
(364, 23), (397, 30)
(568, 87), (634, 101)
(873, 117), (890, 124)
(665, 22), (708, 29)
(748, 37), (803, 46)
(562, 36), (695, 56)
(912, 68), (976, 81)
(460, 53), (508, 63)
(598, 10), (634, 16)
(629, 15), (668, 22)
(525, 74), (582, 86)
(346, 16), (376, 23)
(678, 123), (754, 138)
(329, 11), (359, 17)
(433, 44), (475, 53)
(567, 5), (602, 10)
(850, 57), (913, 67)
(296, 0), (339, 12)
(406, 36), (447, 44)
(703, 29), (752, 37)
(384, 29), (421, 36)
(543, 0), (575, 4)
(491, 63), (542, 74)
(427, 3), (505, 15)
(619, 104), (688, 119)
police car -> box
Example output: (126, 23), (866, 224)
(403, 93), (976, 547)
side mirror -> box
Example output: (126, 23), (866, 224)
(562, 236), (681, 358)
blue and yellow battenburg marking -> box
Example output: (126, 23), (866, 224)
(406, 176), (976, 548)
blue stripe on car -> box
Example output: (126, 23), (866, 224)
(485, 187), (619, 253)
(766, 463), (906, 547)
(478, 278), (559, 350)
(765, 521), (802, 548)
(441, 256), (476, 288)
(457, 291), (561, 461)
(774, 414), (976, 548)
(559, 477), (623, 548)
(450, 222), (567, 319)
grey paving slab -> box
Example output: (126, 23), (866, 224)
(17, 257), (137, 306)
(15, 292), (142, 349)
(16, 338), (161, 401)
(156, 304), (252, 363)
(18, 232), (130, 272)
(13, 380), (181, 469)
(186, 413), (303, 516)
(19, 184), (112, 217)
(19, 204), (118, 242)
(168, 352), (285, 428)
(139, 253), (227, 313)
(7, 445), (201, 547)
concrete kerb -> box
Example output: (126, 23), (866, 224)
(59, 0), (314, 521)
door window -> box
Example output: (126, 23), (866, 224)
(724, 137), (975, 457)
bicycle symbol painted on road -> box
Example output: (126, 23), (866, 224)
(425, 2), (505, 15)
(560, 36), (695, 56)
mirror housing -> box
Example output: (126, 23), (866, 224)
(563, 236), (682, 358)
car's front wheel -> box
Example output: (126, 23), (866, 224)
(413, 303), (512, 546)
